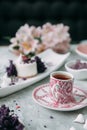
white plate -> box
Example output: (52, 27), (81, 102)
(0, 49), (70, 97)
(76, 41), (87, 59)
(32, 84), (87, 111)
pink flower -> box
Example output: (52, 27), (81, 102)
(10, 23), (71, 54)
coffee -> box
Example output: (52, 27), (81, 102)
(53, 74), (71, 80)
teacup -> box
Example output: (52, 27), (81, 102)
(49, 71), (75, 104)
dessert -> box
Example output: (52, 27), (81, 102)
(0, 105), (24, 130)
(15, 54), (46, 78)
(1, 55), (46, 88)
(15, 55), (37, 78)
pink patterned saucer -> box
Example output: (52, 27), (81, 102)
(32, 84), (87, 111)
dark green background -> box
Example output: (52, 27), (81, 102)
(0, 0), (87, 45)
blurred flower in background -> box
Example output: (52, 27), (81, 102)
(10, 22), (71, 56)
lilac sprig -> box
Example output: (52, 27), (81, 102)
(6, 60), (17, 77)
(35, 56), (47, 73)
(6, 60), (18, 84)
(0, 105), (24, 130)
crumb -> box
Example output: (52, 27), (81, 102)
(13, 100), (16, 102)
(9, 82), (15, 86)
(22, 78), (27, 80)
(44, 125), (47, 128)
(50, 116), (54, 119)
(10, 110), (14, 112)
(16, 103), (18, 105)
(16, 105), (21, 109)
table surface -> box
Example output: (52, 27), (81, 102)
(0, 45), (87, 130)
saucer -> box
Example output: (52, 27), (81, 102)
(32, 84), (87, 111)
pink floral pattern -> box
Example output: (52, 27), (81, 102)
(33, 84), (87, 111)
(50, 77), (74, 104)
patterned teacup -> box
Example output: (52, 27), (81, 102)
(49, 71), (75, 104)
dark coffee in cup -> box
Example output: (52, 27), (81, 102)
(53, 74), (71, 80)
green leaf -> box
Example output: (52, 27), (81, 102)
(56, 84), (59, 89)
(3, 36), (11, 41)
(25, 52), (35, 58)
(34, 37), (42, 43)
(13, 45), (20, 50)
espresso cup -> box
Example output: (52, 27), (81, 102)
(49, 71), (75, 104)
